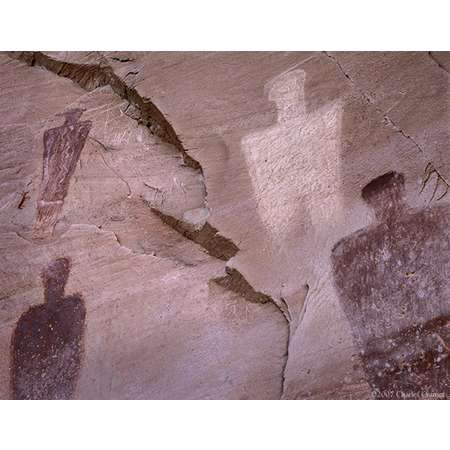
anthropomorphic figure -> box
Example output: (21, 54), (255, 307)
(34, 109), (92, 238)
(332, 172), (450, 399)
(11, 258), (86, 399)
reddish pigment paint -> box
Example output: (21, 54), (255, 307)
(34, 109), (92, 237)
(11, 258), (86, 400)
(332, 172), (450, 399)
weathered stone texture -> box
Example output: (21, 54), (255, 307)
(1, 51), (449, 399)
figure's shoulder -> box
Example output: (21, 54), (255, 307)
(75, 120), (92, 134)
(61, 294), (86, 316)
(333, 202), (450, 258)
(332, 225), (376, 259)
(43, 123), (64, 138)
(398, 203), (450, 233)
(43, 119), (91, 140)
(16, 303), (47, 323)
(13, 303), (49, 342)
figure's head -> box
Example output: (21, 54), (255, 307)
(362, 171), (405, 222)
(268, 69), (306, 122)
(61, 108), (84, 125)
(42, 257), (70, 302)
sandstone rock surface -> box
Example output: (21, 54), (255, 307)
(1, 51), (449, 399)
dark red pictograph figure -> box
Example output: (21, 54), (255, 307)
(332, 172), (450, 399)
(11, 258), (86, 400)
(34, 109), (92, 238)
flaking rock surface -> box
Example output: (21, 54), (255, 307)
(1, 51), (449, 399)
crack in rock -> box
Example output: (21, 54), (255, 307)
(420, 161), (449, 202)
(88, 136), (132, 197)
(279, 302), (291, 398)
(212, 267), (273, 303)
(212, 266), (290, 398)
(428, 51), (450, 76)
(150, 207), (290, 397)
(7, 51), (292, 399)
(8, 51), (201, 171)
(324, 51), (450, 196)
(150, 208), (239, 261)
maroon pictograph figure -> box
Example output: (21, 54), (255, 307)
(34, 109), (92, 238)
(11, 258), (86, 400)
(332, 172), (450, 399)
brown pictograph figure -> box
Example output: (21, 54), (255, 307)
(34, 109), (92, 238)
(332, 172), (450, 399)
(11, 258), (86, 400)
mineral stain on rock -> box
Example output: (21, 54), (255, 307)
(331, 172), (450, 399)
(34, 109), (92, 238)
(11, 258), (86, 400)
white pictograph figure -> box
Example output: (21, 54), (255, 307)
(242, 69), (344, 245)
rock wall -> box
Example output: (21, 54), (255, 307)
(1, 51), (449, 399)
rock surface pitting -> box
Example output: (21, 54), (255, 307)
(1, 51), (449, 399)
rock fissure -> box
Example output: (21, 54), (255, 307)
(211, 267), (290, 398)
(324, 51), (450, 199)
(428, 51), (450, 76)
(9, 51), (201, 171)
(280, 310), (291, 398)
(88, 136), (132, 198)
(6, 51), (292, 398)
(150, 207), (239, 261)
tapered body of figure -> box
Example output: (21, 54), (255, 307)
(34, 109), (92, 238)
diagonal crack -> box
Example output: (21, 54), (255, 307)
(213, 267), (273, 303)
(150, 208), (238, 261)
(324, 51), (450, 200)
(8, 51), (201, 171)
(151, 207), (290, 398)
(211, 268), (290, 398)
(88, 136), (132, 197)
(8, 51), (291, 398)
(428, 51), (450, 76)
